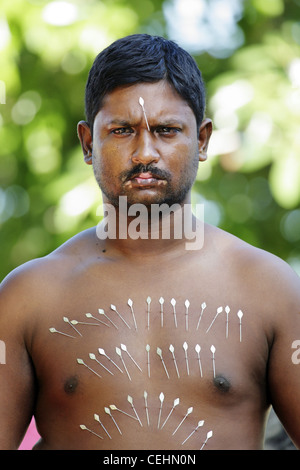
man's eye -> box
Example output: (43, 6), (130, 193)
(156, 126), (180, 135)
(112, 127), (133, 135)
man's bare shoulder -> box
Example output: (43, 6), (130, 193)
(0, 227), (98, 306)
(207, 224), (300, 307)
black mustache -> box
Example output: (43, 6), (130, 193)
(121, 165), (171, 182)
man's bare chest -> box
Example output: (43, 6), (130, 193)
(30, 282), (269, 449)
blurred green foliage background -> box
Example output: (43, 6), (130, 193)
(1, 0), (300, 280)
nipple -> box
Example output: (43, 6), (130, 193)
(64, 376), (79, 394)
(213, 374), (231, 393)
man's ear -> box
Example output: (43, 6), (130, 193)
(77, 120), (93, 165)
(198, 118), (213, 162)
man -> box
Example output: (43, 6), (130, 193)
(0, 34), (300, 450)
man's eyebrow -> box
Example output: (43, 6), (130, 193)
(106, 118), (133, 126)
(155, 118), (185, 126)
(104, 117), (186, 127)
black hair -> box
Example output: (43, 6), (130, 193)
(85, 33), (206, 132)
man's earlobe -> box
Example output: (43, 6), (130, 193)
(84, 150), (93, 165)
(77, 120), (93, 165)
(199, 146), (208, 162)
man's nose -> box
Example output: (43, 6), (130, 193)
(131, 130), (160, 166)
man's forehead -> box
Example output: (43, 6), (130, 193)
(96, 81), (194, 123)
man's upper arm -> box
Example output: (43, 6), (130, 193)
(267, 262), (300, 448)
(0, 268), (36, 449)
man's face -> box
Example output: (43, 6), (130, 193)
(79, 80), (211, 207)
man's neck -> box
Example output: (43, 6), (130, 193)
(95, 197), (204, 258)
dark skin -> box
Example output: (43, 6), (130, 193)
(1, 81), (300, 450)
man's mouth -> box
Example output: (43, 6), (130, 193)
(132, 172), (163, 185)
(121, 166), (170, 189)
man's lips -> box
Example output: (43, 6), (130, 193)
(135, 172), (155, 179)
(130, 172), (165, 185)
(122, 166), (170, 189)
